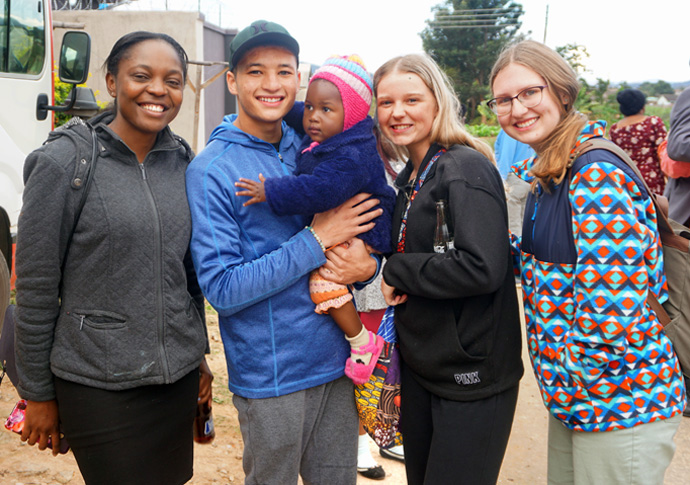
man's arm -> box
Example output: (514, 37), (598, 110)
(667, 88), (690, 162)
(186, 162), (324, 316)
(187, 162), (380, 316)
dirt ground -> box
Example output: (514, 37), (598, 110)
(1, 309), (689, 485)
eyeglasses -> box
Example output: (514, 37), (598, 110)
(487, 85), (548, 116)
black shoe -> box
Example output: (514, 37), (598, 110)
(357, 465), (386, 480)
(379, 447), (405, 463)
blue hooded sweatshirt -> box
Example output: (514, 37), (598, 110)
(186, 115), (350, 398)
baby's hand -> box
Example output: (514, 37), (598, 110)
(235, 174), (267, 206)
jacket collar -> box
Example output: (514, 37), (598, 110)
(513, 120), (607, 183)
(394, 142), (445, 192)
(208, 114), (299, 154)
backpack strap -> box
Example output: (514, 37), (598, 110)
(574, 138), (672, 231)
(572, 137), (673, 326)
(61, 125), (99, 277)
(174, 134), (195, 162)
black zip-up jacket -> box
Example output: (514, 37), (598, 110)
(15, 112), (207, 401)
(383, 143), (523, 401)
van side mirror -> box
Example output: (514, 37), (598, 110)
(59, 31), (90, 84)
(36, 31), (98, 120)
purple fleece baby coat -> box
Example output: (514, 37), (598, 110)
(264, 116), (396, 253)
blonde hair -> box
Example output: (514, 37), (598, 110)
(373, 53), (495, 163)
(490, 40), (587, 190)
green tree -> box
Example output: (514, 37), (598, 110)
(53, 71), (74, 127)
(555, 43), (589, 76)
(638, 80), (674, 97)
(421, 0), (524, 122)
(554, 44), (620, 127)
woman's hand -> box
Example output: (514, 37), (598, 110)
(319, 238), (378, 285)
(311, 193), (382, 249)
(198, 358), (214, 406)
(382, 278), (407, 306)
(21, 400), (61, 456)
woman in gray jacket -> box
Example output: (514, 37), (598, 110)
(14, 32), (211, 484)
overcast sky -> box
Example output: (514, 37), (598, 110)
(116, 0), (690, 84)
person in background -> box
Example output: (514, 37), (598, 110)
(666, 84), (690, 227)
(14, 32), (212, 484)
(494, 128), (534, 237)
(376, 53), (523, 485)
(490, 39), (685, 484)
(353, 129), (406, 480)
(665, 81), (690, 417)
(186, 20), (381, 484)
(609, 88), (667, 195)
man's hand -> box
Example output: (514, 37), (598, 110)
(311, 193), (382, 249)
(22, 400), (61, 456)
(235, 173), (267, 206)
(320, 238), (377, 285)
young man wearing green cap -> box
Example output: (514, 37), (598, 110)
(186, 20), (380, 483)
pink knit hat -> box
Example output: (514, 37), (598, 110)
(309, 54), (373, 131)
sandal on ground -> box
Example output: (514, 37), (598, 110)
(379, 445), (405, 463)
(357, 464), (386, 480)
(344, 331), (384, 385)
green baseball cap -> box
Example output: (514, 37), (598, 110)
(229, 20), (300, 71)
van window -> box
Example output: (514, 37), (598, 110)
(0, 0), (44, 75)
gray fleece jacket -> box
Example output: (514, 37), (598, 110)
(15, 111), (207, 401)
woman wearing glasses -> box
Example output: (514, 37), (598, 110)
(375, 53), (523, 485)
(489, 40), (685, 484)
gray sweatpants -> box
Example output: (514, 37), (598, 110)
(547, 414), (681, 485)
(232, 376), (358, 485)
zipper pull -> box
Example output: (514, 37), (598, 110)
(79, 315), (84, 330)
(139, 164), (146, 180)
(531, 185), (542, 222)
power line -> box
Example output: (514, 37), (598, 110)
(434, 12), (514, 20)
(429, 24), (519, 29)
(431, 19), (518, 25)
(429, 6), (520, 30)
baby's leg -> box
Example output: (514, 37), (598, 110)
(329, 300), (363, 337)
(308, 244), (383, 384)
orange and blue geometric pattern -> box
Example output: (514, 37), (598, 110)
(515, 121), (686, 432)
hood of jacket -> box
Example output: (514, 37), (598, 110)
(208, 114), (301, 155)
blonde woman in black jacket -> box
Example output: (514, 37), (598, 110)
(375, 53), (523, 485)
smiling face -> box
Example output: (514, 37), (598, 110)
(302, 79), (344, 143)
(491, 62), (564, 151)
(106, 39), (184, 143)
(375, 70), (438, 165)
(226, 45), (299, 142)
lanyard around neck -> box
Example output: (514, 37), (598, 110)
(396, 148), (446, 253)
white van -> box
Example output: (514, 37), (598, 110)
(0, 0), (94, 279)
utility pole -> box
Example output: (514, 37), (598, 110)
(186, 59), (229, 153)
(543, 4), (549, 43)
